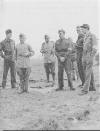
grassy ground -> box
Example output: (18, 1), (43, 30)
(0, 58), (100, 130)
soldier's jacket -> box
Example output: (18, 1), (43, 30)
(55, 38), (72, 59)
(76, 34), (84, 53)
(0, 38), (15, 61)
(83, 32), (97, 63)
(70, 42), (77, 61)
(16, 44), (34, 68)
(40, 41), (55, 63)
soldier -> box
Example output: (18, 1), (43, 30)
(75, 26), (85, 87)
(40, 35), (55, 86)
(68, 37), (79, 81)
(55, 29), (75, 91)
(16, 34), (34, 93)
(0, 29), (16, 89)
(79, 24), (97, 95)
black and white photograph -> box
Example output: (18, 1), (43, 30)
(0, 0), (100, 130)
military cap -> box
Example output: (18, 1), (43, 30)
(81, 24), (90, 30)
(5, 29), (12, 34)
(44, 34), (49, 38)
(58, 29), (65, 34)
(76, 26), (80, 28)
(19, 33), (25, 38)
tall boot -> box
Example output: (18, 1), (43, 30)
(46, 72), (49, 83)
(52, 73), (55, 86)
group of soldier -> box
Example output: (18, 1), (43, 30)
(41, 24), (97, 95)
(0, 30), (34, 93)
(0, 24), (97, 95)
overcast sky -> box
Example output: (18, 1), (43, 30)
(0, 0), (99, 58)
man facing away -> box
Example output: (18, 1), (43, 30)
(55, 29), (75, 91)
(16, 34), (34, 93)
(0, 29), (16, 89)
(40, 35), (55, 86)
(79, 24), (97, 95)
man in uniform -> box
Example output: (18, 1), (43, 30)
(79, 24), (97, 95)
(75, 26), (85, 87)
(16, 34), (34, 93)
(68, 37), (79, 81)
(55, 29), (75, 91)
(0, 29), (16, 88)
(40, 35), (55, 86)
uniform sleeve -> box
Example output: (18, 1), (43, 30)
(0, 41), (3, 51)
(51, 42), (55, 55)
(0, 41), (5, 58)
(92, 34), (97, 46)
(68, 40), (73, 51)
(40, 43), (45, 53)
(55, 41), (60, 59)
(92, 34), (98, 57)
(83, 35), (92, 51)
(64, 40), (73, 58)
(15, 47), (17, 61)
(13, 41), (16, 50)
(28, 45), (35, 57)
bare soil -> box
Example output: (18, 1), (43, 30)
(0, 59), (100, 130)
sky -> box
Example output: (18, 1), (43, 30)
(0, 0), (99, 58)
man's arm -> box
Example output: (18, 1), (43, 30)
(27, 45), (35, 57)
(0, 41), (5, 58)
(13, 41), (16, 51)
(15, 47), (17, 61)
(64, 40), (73, 58)
(40, 43), (44, 54)
(55, 50), (60, 58)
(55, 42), (61, 59)
(51, 42), (55, 56)
(92, 34), (97, 46)
(90, 34), (97, 57)
(13, 41), (17, 60)
(40, 42), (47, 55)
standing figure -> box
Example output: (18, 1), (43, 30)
(40, 35), (56, 86)
(75, 26), (85, 87)
(16, 34), (34, 93)
(79, 24), (97, 95)
(68, 38), (79, 81)
(0, 29), (16, 89)
(55, 29), (75, 91)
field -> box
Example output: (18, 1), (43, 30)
(0, 58), (100, 130)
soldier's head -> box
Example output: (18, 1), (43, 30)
(58, 29), (65, 39)
(19, 33), (26, 43)
(81, 24), (90, 34)
(44, 35), (50, 43)
(5, 29), (12, 39)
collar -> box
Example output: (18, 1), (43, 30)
(5, 38), (11, 42)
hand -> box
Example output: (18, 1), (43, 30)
(68, 48), (72, 51)
(60, 57), (65, 62)
(19, 53), (29, 57)
(24, 52), (30, 57)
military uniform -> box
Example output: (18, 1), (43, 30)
(81, 33), (97, 93)
(55, 38), (74, 90)
(0, 38), (16, 88)
(40, 41), (55, 83)
(70, 42), (79, 80)
(76, 34), (85, 86)
(16, 44), (34, 92)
